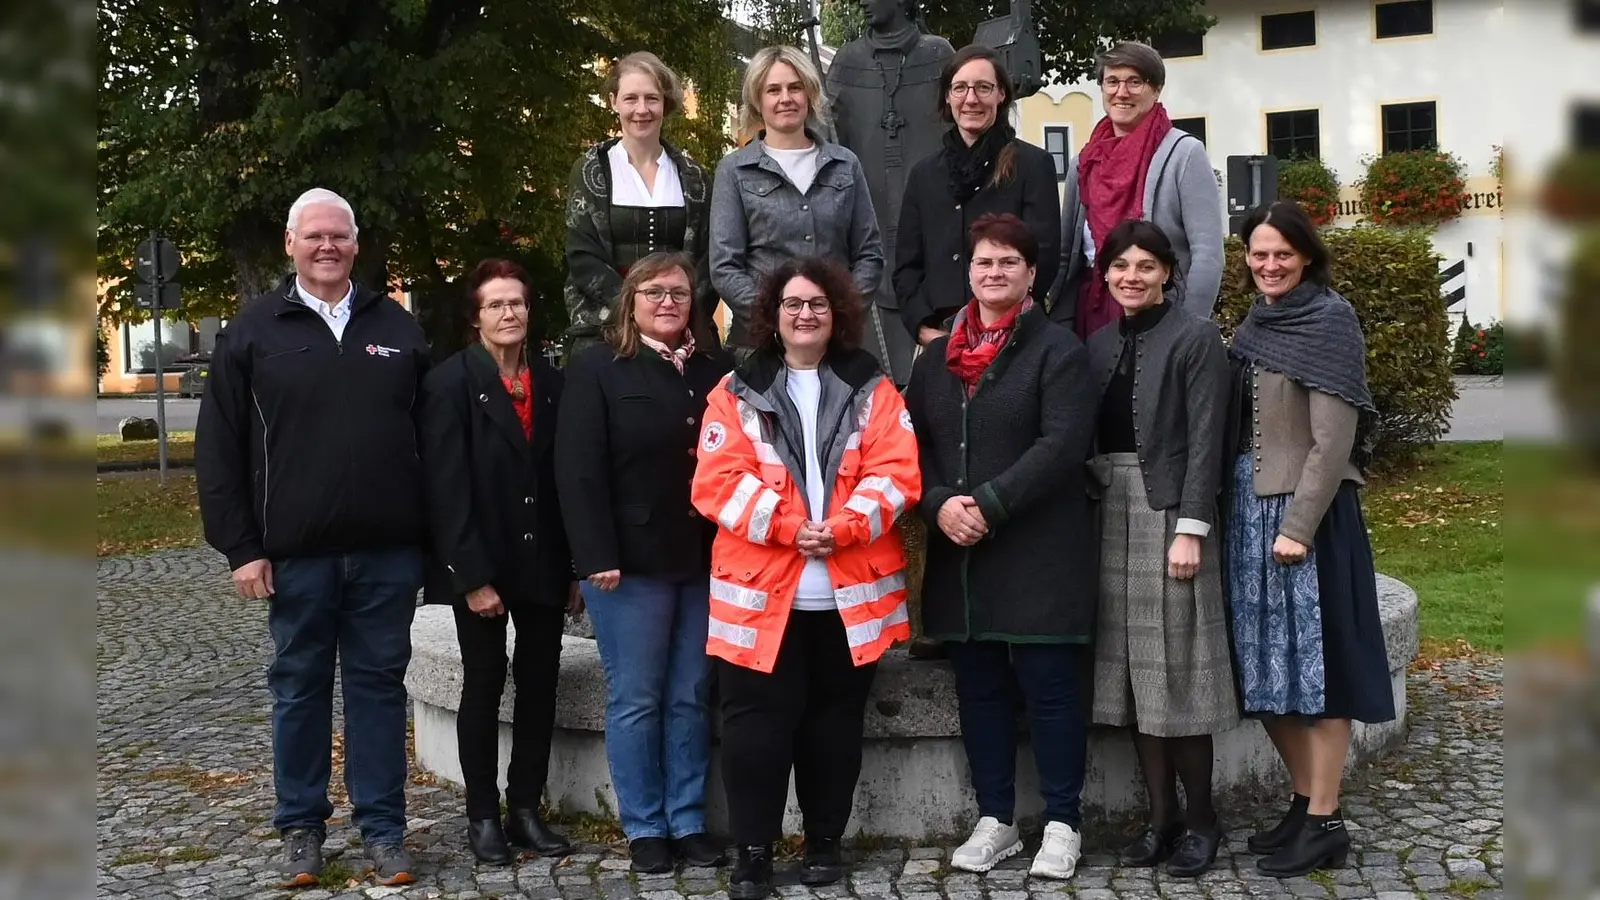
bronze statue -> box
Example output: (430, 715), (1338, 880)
(824, 0), (954, 386)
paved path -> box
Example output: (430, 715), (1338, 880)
(98, 550), (1504, 900)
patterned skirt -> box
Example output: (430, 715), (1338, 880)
(1224, 452), (1396, 723)
(1092, 454), (1240, 737)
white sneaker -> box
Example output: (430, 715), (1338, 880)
(1028, 821), (1083, 880)
(951, 816), (1023, 872)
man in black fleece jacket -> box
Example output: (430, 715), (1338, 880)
(196, 188), (430, 888)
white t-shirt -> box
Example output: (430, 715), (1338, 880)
(765, 144), (820, 195)
(607, 142), (685, 207)
(786, 366), (836, 610)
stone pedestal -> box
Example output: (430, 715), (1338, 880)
(407, 576), (1418, 841)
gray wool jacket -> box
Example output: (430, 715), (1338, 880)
(709, 130), (885, 348)
(1087, 301), (1229, 530)
(1047, 129), (1225, 327)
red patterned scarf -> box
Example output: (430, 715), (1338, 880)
(1074, 103), (1173, 340)
(944, 298), (1031, 395)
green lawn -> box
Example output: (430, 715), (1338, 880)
(97, 431), (196, 465)
(1365, 441), (1503, 655)
(96, 474), (204, 556)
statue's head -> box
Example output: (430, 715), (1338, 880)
(860, 0), (920, 30)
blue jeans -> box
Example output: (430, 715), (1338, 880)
(583, 575), (712, 841)
(267, 547), (421, 845)
(946, 640), (1088, 829)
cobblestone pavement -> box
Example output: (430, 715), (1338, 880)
(98, 549), (1504, 900)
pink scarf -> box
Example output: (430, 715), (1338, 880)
(639, 331), (696, 374)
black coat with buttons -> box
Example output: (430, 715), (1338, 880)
(554, 342), (734, 580)
(893, 137), (1061, 336)
(905, 306), (1099, 642)
(419, 343), (572, 608)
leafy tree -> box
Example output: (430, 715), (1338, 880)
(98, 0), (737, 355)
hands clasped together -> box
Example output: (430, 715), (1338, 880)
(937, 496), (988, 547)
(796, 521), (837, 559)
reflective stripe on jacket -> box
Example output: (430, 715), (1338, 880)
(691, 350), (922, 673)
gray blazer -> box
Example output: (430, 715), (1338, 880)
(709, 131), (885, 348)
(1244, 367), (1365, 545)
(1049, 129), (1224, 326)
(1088, 303), (1228, 527)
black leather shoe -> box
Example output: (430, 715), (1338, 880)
(1118, 822), (1183, 867)
(630, 837), (674, 874)
(1165, 827), (1223, 878)
(1248, 793), (1309, 854)
(505, 807), (574, 856)
(1257, 817), (1351, 878)
(674, 832), (727, 868)
(800, 836), (844, 885)
(728, 844), (774, 900)
(468, 818), (513, 865)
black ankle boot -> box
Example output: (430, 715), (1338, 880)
(1257, 812), (1351, 878)
(800, 836), (844, 885)
(467, 818), (512, 865)
(1248, 793), (1309, 854)
(729, 844), (774, 900)
(504, 807), (574, 856)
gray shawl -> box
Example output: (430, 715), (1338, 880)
(1231, 281), (1378, 467)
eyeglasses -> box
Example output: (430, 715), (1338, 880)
(636, 287), (691, 305)
(780, 296), (832, 316)
(948, 81), (998, 99)
(480, 299), (529, 316)
(299, 232), (355, 247)
(1100, 75), (1149, 93)
(971, 256), (1027, 273)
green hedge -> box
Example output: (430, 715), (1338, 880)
(1215, 226), (1455, 459)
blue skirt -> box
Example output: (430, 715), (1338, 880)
(1225, 453), (1396, 723)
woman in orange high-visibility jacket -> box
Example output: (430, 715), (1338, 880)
(692, 256), (920, 900)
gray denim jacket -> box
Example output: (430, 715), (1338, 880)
(710, 130), (885, 347)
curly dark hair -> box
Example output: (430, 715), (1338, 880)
(748, 256), (864, 357)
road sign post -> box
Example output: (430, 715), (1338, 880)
(135, 232), (182, 484)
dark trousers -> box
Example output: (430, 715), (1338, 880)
(717, 610), (878, 845)
(267, 547), (421, 845)
(946, 640), (1088, 829)
(453, 603), (565, 820)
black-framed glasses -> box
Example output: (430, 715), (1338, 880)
(636, 287), (692, 305)
(949, 81), (998, 99)
(780, 296), (832, 316)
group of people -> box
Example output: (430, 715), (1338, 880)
(193, 36), (1393, 897)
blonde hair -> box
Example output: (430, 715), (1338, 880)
(739, 46), (830, 139)
(604, 51), (685, 117)
(603, 251), (700, 358)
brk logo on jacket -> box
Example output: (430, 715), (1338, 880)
(365, 344), (401, 358)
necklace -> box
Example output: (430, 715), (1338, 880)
(875, 53), (907, 139)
